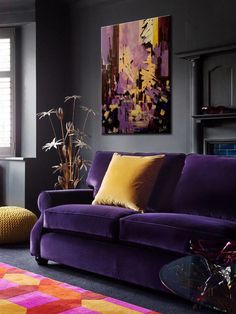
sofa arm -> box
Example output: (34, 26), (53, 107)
(38, 189), (94, 212)
(31, 188), (94, 258)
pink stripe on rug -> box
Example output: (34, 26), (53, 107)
(61, 306), (100, 314)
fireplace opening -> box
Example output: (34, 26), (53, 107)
(205, 140), (236, 156)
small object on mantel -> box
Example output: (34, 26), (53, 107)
(201, 105), (236, 114)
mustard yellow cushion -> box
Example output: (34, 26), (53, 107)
(92, 153), (165, 212)
(0, 206), (37, 244)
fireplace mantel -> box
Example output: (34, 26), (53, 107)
(177, 44), (236, 153)
(176, 44), (236, 60)
(193, 112), (236, 124)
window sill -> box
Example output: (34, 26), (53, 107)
(0, 157), (25, 161)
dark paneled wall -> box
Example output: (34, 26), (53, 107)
(67, 0), (236, 157)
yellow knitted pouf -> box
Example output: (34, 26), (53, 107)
(0, 206), (37, 244)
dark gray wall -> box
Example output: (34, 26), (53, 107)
(23, 0), (70, 212)
(67, 0), (236, 157)
(0, 159), (25, 207)
(0, 0), (35, 26)
(0, 11), (34, 25)
(0, 165), (4, 205)
(21, 22), (36, 158)
(0, 0), (70, 213)
(0, 5), (36, 209)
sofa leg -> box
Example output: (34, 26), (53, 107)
(35, 256), (48, 265)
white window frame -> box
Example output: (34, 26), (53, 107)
(0, 28), (15, 157)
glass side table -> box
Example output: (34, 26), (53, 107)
(159, 240), (236, 313)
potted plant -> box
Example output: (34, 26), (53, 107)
(37, 95), (95, 189)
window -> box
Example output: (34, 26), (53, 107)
(0, 28), (15, 157)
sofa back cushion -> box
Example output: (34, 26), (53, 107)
(86, 151), (185, 212)
(86, 151), (114, 196)
(173, 154), (236, 221)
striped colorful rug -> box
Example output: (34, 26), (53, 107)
(0, 262), (160, 313)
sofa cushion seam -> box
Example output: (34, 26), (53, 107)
(45, 211), (132, 221)
(120, 220), (234, 232)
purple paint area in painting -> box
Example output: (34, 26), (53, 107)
(145, 87), (159, 100)
(101, 25), (113, 65)
(116, 72), (133, 94)
(133, 45), (149, 69)
(153, 43), (169, 76)
(119, 20), (139, 53)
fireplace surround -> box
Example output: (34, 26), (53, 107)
(177, 45), (236, 154)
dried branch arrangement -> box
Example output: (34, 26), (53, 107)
(38, 95), (95, 189)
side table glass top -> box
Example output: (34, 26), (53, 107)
(159, 240), (236, 313)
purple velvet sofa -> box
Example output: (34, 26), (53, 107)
(30, 151), (236, 291)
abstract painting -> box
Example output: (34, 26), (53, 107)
(101, 15), (171, 134)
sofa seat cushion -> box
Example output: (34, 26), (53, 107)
(120, 213), (236, 254)
(44, 204), (134, 240)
